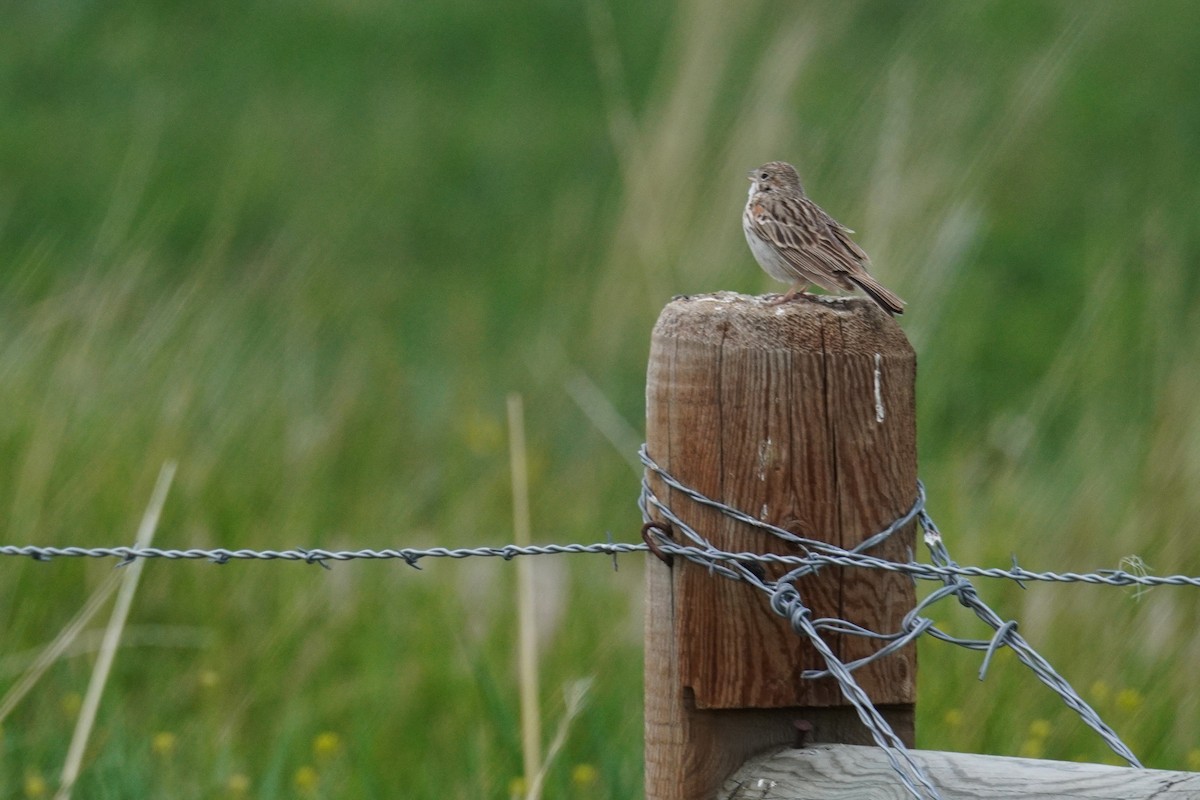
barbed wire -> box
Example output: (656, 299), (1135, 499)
(4, 540), (1200, 592)
(5, 445), (1198, 796)
(0, 542), (647, 567)
(5, 540), (1200, 589)
(637, 444), (1142, 800)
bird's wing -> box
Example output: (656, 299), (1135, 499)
(750, 197), (863, 280)
(817, 207), (870, 264)
(813, 208), (904, 313)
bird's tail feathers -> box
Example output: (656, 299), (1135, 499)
(852, 274), (905, 316)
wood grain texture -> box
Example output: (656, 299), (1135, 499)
(644, 292), (917, 799)
(722, 745), (1200, 799)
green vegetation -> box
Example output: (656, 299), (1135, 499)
(2, 1), (1200, 796)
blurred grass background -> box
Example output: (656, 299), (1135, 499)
(2, 0), (1200, 796)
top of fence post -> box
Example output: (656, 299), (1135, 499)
(643, 291), (918, 799)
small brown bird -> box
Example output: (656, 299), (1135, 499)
(743, 161), (904, 315)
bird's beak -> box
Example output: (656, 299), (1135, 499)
(746, 170), (755, 180)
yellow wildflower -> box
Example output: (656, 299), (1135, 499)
(294, 765), (320, 793)
(571, 763), (599, 787)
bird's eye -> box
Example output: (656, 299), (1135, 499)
(760, 172), (770, 180)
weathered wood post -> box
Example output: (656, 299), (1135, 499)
(644, 292), (918, 799)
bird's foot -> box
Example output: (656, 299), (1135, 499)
(766, 288), (814, 306)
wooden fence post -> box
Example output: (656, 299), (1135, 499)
(643, 291), (918, 799)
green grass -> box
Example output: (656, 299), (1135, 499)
(2, 0), (1200, 796)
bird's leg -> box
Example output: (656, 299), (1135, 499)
(767, 282), (810, 305)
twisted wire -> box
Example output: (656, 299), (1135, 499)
(638, 445), (1143, 799)
(3, 445), (1192, 793)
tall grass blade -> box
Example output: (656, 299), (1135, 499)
(54, 461), (176, 799)
(507, 395), (542, 799)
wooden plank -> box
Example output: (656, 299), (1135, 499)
(722, 744), (1200, 799)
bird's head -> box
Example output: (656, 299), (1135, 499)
(747, 161), (804, 196)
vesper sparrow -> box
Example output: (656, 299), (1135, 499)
(743, 161), (904, 315)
